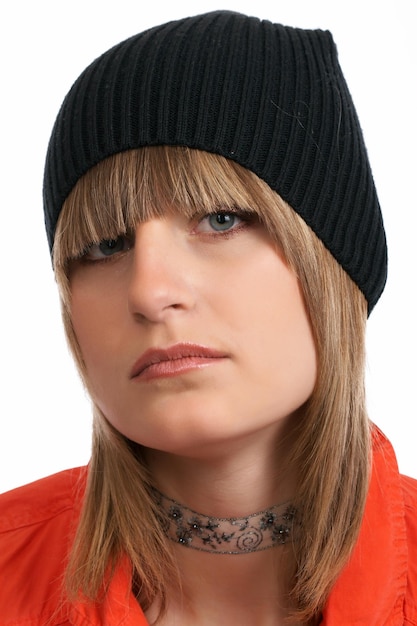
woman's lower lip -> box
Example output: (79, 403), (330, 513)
(133, 356), (224, 382)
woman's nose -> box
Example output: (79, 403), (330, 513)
(127, 218), (195, 323)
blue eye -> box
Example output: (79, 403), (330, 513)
(84, 236), (131, 261)
(98, 238), (126, 255)
(207, 213), (238, 232)
(195, 210), (256, 235)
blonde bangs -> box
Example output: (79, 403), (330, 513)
(53, 146), (280, 270)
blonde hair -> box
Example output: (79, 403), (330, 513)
(54, 146), (370, 623)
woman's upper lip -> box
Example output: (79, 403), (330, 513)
(130, 343), (228, 378)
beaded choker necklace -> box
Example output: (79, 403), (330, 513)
(152, 488), (296, 554)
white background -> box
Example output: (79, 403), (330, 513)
(0, 0), (416, 493)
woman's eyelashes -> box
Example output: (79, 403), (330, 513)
(82, 235), (133, 262)
(79, 209), (256, 262)
(194, 209), (256, 235)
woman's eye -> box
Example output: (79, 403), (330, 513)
(197, 211), (248, 234)
(84, 236), (131, 261)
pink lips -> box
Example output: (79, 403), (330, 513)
(130, 343), (227, 381)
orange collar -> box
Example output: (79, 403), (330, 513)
(321, 427), (409, 624)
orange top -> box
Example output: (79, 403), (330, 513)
(0, 428), (416, 625)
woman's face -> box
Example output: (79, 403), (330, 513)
(69, 207), (317, 456)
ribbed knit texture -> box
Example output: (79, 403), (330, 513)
(43, 10), (387, 311)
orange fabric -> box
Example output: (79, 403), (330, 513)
(321, 429), (417, 625)
(0, 429), (416, 625)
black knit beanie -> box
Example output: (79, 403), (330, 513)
(43, 10), (387, 311)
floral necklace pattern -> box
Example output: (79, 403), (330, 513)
(152, 488), (296, 554)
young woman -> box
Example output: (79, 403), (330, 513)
(1, 10), (416, 626)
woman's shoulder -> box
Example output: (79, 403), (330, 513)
(0, 466), (87, 531)
(401, 472), (417, 501)
(399, 474), (417, 625)
(0, 467), (87, 625)
(399, 472), (417, 552)
(400, 472), (417, 550)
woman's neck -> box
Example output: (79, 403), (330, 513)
(143, 421), (297, 518)
(142, 427), (300, 625)
(145, 545), (299, 626)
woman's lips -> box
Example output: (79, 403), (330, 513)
(130, 343), (228, 381)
